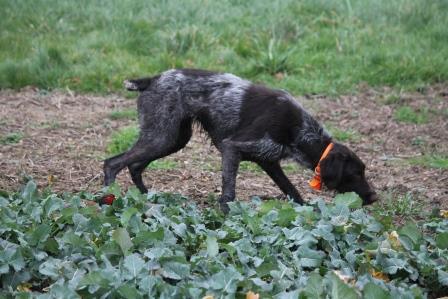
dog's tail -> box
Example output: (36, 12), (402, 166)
(124, 76), (158, 92)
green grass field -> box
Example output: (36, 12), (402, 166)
(1, 0), (447, 95)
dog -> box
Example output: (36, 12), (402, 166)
(104, 68), (378, 212)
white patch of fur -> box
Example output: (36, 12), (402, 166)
(123, 80), (138, 90)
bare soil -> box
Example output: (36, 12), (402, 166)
(1, 85), (447, 209)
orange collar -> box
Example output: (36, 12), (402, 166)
(309, 142), (334, 191)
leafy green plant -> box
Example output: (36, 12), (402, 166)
(0, 132), (23, 145)
(1, 183), (447, 298)
(394, 106), (429, 124)
(108, 109), (138, 120)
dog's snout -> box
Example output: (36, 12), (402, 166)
(363, 192), (379, 205)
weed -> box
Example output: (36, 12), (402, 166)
(0, 132), (23, 145)
(108, 109), (138, 120)
(281, 162), (301, 174)
(326, 124), (359, 142)
(106, 126), (138, 156)
(148, 159), (178, 170)
(384, 94), (402, 105)
(372, 192), (424, 225)
(408, 154), (448, 169)
(239, 161), (263, 173)
(394, 106), (429, 124)
(411, 136), (426, 146)
(38, 121), (61, 130)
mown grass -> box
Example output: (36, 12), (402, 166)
(1, 0), (447, 95)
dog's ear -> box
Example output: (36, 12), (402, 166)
(124, 77), (155, 92)
(320, 153), (345, 190)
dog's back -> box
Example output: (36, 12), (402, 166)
(125, 69), (308, 151)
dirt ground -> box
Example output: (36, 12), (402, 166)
(1, 85), (447, 210)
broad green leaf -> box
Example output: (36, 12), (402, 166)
(439, 270), (448, 286)
(363, 282), (391, 299)
(330, 273), (359, 299)
(436, 232), (448, 249)
(28, 224), (51, 246)
(382, 258), (407, 274)
(274, 290), (300, 299)
(334, 192), (363, 209)
(117, 283), (143, 299)
(160, 257), (190, 280)
(124, 253), (145, 277)
(79, 271), (111, 289)
(301, 272), (324, 299)
(39, 258), (61, 279)
(208, 266), (243, 293)
(256, 258), (279, 277)
(330, 204), (350, 226)
(296, 246), (324, 268)
(21, 180), (38, 203)
(121, 207), (139, 226)
(49, 284), (80, 299)
(277, 206), (298, 227)
(9, 250), (25, 271)
(398, 222), (422, 246)
(206, 235), (219, 257)
(133, 228), (164, 246)
(112, 228), (133, 254)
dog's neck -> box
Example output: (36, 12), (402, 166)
(296, 137), (332, 169)
(291, 114), (332, 169)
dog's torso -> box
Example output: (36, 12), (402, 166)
(136, 68), (330, 167)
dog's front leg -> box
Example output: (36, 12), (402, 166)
(258, 161), (304, 204)
(219, 141), (241, 214)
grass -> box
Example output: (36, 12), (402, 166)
(1, 0), (447, 95)
(0, 132), (23, 145)
(326, 124), (360, 142)
(108, 109), (138, 120)
(106, 126), (139, 156)
(408, 154), (448, 169)
(394, 106), (429, 124)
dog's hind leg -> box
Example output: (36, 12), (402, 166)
(128, 159), (151, 193)
(104, 122), (192, 190)
(258, 161), (304, 204)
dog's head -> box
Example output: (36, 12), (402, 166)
(320, 143), (378, 205)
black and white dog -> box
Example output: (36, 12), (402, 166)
(104, 69), (378, 212)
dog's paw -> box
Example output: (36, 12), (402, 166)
(218, 197), (232, 215)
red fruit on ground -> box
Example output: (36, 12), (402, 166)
(101, 194), (116, 205)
